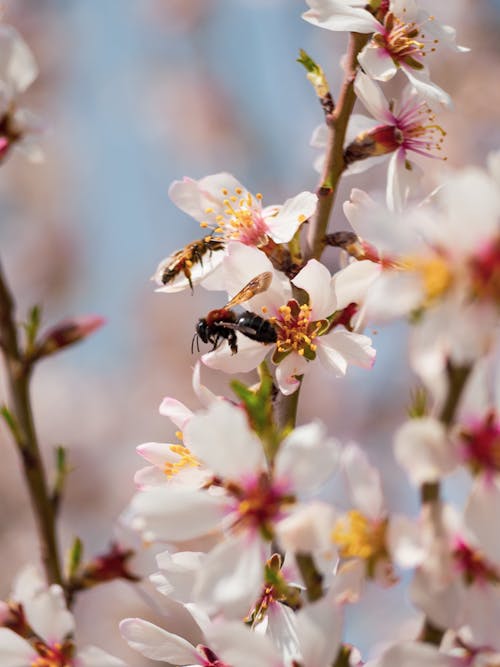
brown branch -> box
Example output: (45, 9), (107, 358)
(305, 32), (371, 262)
(419, 363), (471, 645)
(0, 259), (64, 590)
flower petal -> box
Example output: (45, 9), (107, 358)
(184, 401), (265, 478)
(266, 192), (317, 244)
(275, 353), (309, 395)
(0, 628), (36, 667)
(342, 442), (384, 519)
(120, 618), (199, 664)
(292, 260), (336, 319)
(77, 646), (127, 667)
(302, 0), (377, 33)
(276, 421), (340, 493)
(358, 44), (398, 81)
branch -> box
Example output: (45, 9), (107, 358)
(0, 259), (64, 590)
(419, 362), (471, 645)
(305, 32), (371, 262)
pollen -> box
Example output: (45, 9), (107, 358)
(163, 444), (200, 479)
(273, 300), (323, 358)
(332, 510), (387, 561)
(399, 254), (453, 305)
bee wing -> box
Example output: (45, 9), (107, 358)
(224, 272), (273, 309)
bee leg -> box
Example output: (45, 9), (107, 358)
(228, 331), (238, 355)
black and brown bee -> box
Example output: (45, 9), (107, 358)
(157, 236), (225, 292)
(193, 272), (278, 355)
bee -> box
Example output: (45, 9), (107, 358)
(193, 272), (278, 354)
(157, 236), (225, 292)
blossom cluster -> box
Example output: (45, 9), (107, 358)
(3, 3), (500, 667)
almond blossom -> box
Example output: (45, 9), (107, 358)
(0, 565), (126, 667)
(0, 24), (43, 163)
(154, 173), (317, 292)
(343, 159), (500, 385)
(121, 591), (343, 667)
(303, 0), (467, 106)
(200, 243), (376, 395)
(127, 400), (340, 617)
(346, 73), (446, 211)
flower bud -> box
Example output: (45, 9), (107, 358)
(33, 315), (105, 359)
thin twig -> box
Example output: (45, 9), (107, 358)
(305, 32), (371, 262)
(0, 259), (64, 590)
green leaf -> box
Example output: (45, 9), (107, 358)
(67, 537), (83, 580)
(23, 305), (42, 352)
(297, 49), (330, 100)
(408, 386), (429, 418)
(0, 405), (22, 444)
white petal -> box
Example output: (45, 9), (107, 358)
(331, 260), (381, 311)
(275, 353), (309, 395)
(0, 26), (38, 95)
(266, 192), (317, 244)
(294, 593), (343, 667)
(77, 646), (127, 667)
(386, 149), (414, 213)
(0, 628), (36, 667)
(25, 585), (74, 644)
(410, 570), (463, 632)
(358, 44), (398, 81)
(120, 618), (199, 664)
(136, 442), (178, 467)
(154, 550), (205, 602)
(438, 167), (500, 251)
(402, 67), (452, 108)
(354, 72), (391, 122)
(184, 401), (265, 478)
(464, 477), (500, 565)
(364, 271), (423, 321)
(275, 502), (337, 558)
(374, 642), (453, 667)
(302, 0), (377, 33)
(134, 465), (168, 488)
(202, 335), (270, 374)
(11, 564), (45, 603)
(387, 514), (425, 569)
(159, 397), (193, 428)
(394, 418), (458, 486)
(194, 535), (266, 618)
(292, 260), (336, 319)
(276, 421), (340, 493)
(318, 330), (375, 374)
(310, 124), (328, 149)
(192, 362), (217, 407)
(129, 486), (224, 541)
(342, 442), (384, 519)
(207, 621), (282, 667)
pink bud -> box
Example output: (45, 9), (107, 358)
(34, 315), (106, 359)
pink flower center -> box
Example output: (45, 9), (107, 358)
(460, 413), (500, 475)
(197, 645), (231, 667)
(453, 539), (499, 585)
(469, 237), (500, 306)
(200, 187), (269, 247)
(373, 11), (439, 68)
(31, 641), (73, 667)
(227, 472), (294, 539)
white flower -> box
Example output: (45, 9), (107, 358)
(0, 25), (43, 163)
(0, 566), (126, 667)
(155, 173), (317, 292)
(200, 243), (375, 395)
(121, 592), (343, 667)
(343, 161), (500, 382)
(128, 400), (339, 617)
(348, 73), (446, 211)
(303, 0), (467, 107)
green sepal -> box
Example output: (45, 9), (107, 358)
(231, 373), (274, 441)
(272, 347), (291, 365)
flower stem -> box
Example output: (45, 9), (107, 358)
(0, 259), (64, 589)
(419, 362), (471, 645)
(305, 32), (371, 263)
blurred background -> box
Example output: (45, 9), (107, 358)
(0, 0), (499, 663)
